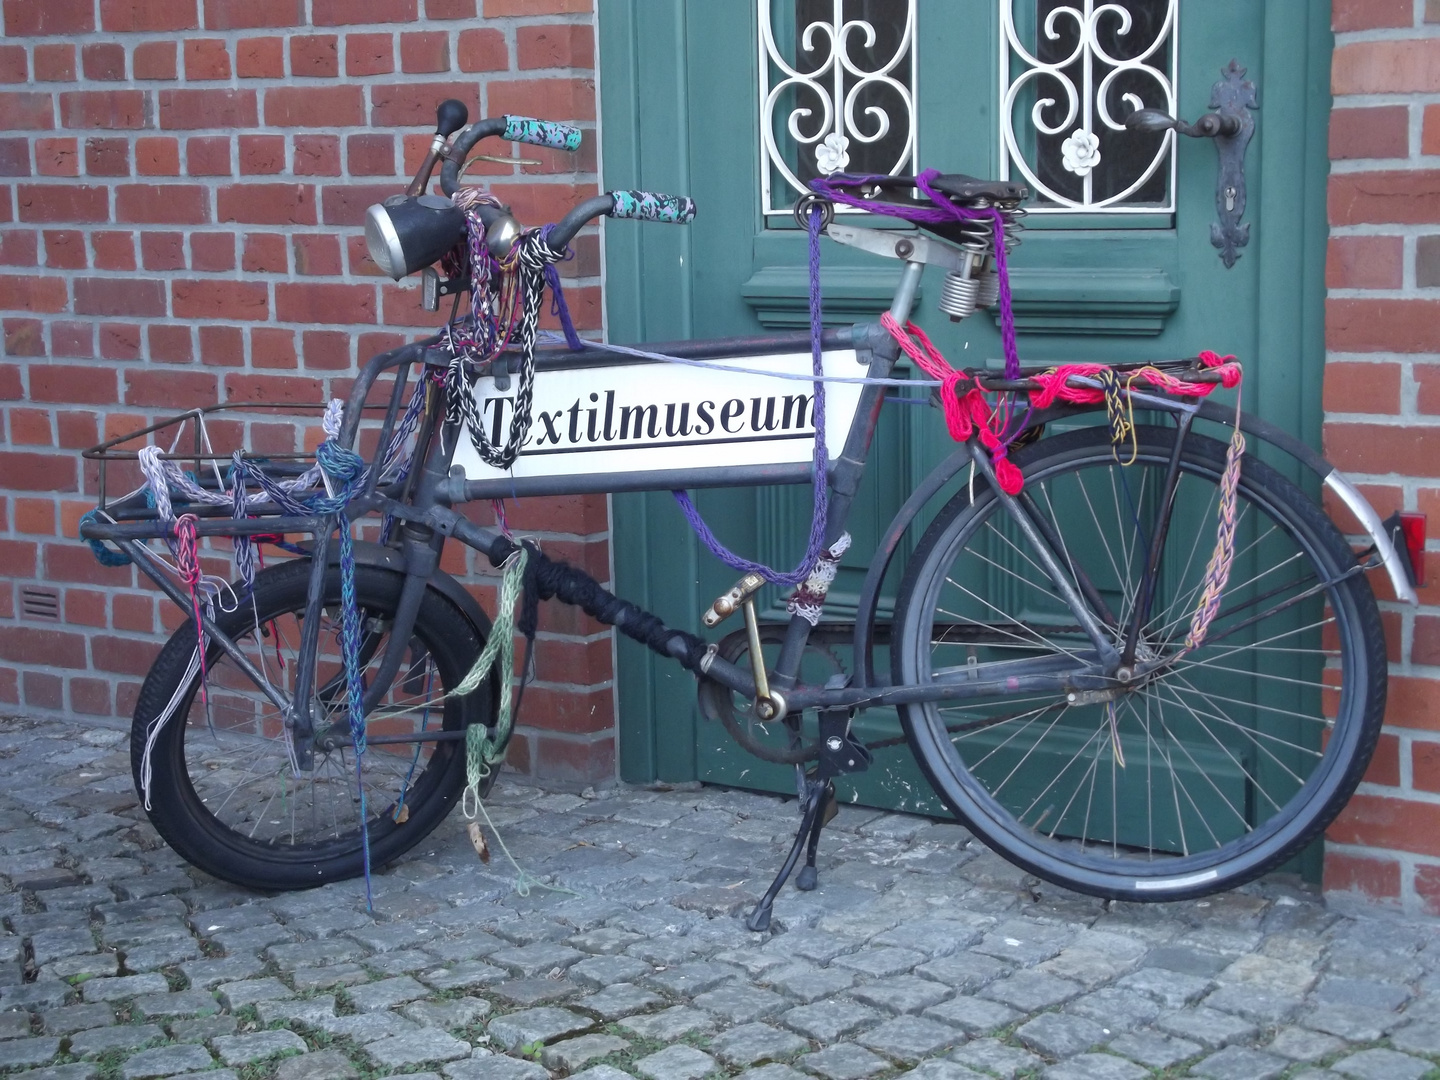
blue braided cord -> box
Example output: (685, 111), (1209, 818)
(394, 665), (433, 822)
(79, 510), (134, 568)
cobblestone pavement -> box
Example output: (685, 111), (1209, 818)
(0, 714), (1438, 1080)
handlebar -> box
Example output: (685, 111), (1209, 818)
(439, 114), (583, 196)
(546, 190), (698, 249)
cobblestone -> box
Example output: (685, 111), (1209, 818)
(1, 717), (1440, 1080)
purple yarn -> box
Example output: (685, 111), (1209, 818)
(809, 169), (1022, 380)
(670, 206), (830, 587)
(540, 225), (585, 351)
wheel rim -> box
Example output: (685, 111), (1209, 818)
(170, 589), (463, 862)
(899, 434), (1370, 891)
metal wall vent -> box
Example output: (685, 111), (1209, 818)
(19, 585), (60, 621)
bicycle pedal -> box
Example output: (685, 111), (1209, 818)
(703, 572), (766, 627)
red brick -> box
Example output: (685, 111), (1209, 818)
(85, 138), (130, 177)
(217, 183), (317, 225)
(8, 407), (50, 444)
(346, 134), (394, 176)
(457, 27), (506, 73)
(0, 45), (23, 83)
(60, 90), (147, 130)
(264, 85), (364, 127)
(1330, 793), (1440, 857)
(1417, 365), (1440, 415)
(1328, 299), (1440, 352)
(223, 373), (322, 403)
(400, 31), (448, 73)
(186, 136), (231, 176)
(199, 324), (243, 366)
(159, 89), (257, 130)
(1324, 850), (1402, 901)
(0, 138), (26, 175)
(100, 0), (198, 31)
(242, 232), (287, 272)
(0, 625), (86, 666)
(319, 182), (402, 225)
(124, 368), (217, 408)
(56, 410), (96, 448)
(82, 43), (127, 81)
(134, 41), (178, 80)
(313, 0), (416, 24)
(0, 229), (36, 266)
(172, 279), (269, 321)
(135, 137), (180, 177)
(1330, 172), (1440, 226)
(69, 678), (111, 716)
(425, 0), (474, 17)
(1335, 40), (1440, 95)
(91, 232), (135, 271)
(294, 135), (341, 176)
(249, 327), (295, 368)
(301, 330), (350, 369)
(22, 671), (62, 710)
(32, 44), (74, 81)
(0, 451), (76, 492)
(1322, 362), (1402, 415)
(1381, 675), (1440, 730)
(236, 37), (284, 79)
(486, 78), (595, 123)
(35, 138), (78, 177)
(74, 277), (166, 317)
(530, 733), (614, 784)
(1334, 0), (1413, 30)
(1326, 235), (1402, 290)
(517, 24), (593, 70)
(12, 498), (52, 533)
(190, 232), (234, 272)
(50, 320), (93, 357)
(141, 231), (185, 270)
(148, 323), (193, 363)
(99, 323), (141, 360)
(290, 35), (339, 78)
(42, 229), (85, 270)
(2, 317), (41, 355)
(113, 593), (155, 633)
(293, 233), (341, 276)
(116, 184), (209, 225)
(275, 282), (375, 324)
(483, 0), (587, 12)
(370, 82), (480, 128)
(3, 0), (94, 35)
(203, 0), (300, 28)
(343, 33), (393, 77)
(1325, 422), (1440, 476)
(488, 181), (596, 230)
(64, 588), (107, 628)
(89, 634), (160, 676)
(29, 367), (113, 409)
(184, 39), (231, 81)
(0, 273), (63, 312)
(1330, 106), (1409, 161)
(239, 134), (285, 175)
(0, 92), (53, 131)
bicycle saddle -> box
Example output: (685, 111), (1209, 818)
(928, 173), (1030, 204)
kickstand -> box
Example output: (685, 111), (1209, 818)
(746, 774), (833, 933)
(746, 705), (869, 933)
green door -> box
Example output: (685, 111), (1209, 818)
(598, 1), (1333, 821)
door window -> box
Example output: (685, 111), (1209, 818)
(758, 0), (918, 218)
(1001, 0), (1178, 212)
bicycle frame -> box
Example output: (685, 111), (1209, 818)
(82, 247), (1417, 761)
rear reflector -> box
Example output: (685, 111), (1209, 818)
(1385, 511), (1427, 588)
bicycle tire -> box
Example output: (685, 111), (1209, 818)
(132, 559), (496, 890)
(892, 424), (1386, 901)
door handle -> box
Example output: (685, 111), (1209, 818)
(1125, 60), (1258, 269)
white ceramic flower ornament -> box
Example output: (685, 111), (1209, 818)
(815, 132), (851, 175)
(1061, 129), (1102, 177)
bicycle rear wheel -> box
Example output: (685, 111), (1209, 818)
(132, 559), (496, 890)
(892, 424), (1386, 900)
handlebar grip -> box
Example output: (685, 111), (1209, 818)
(609, 190), (697, 224)
(503, 115), (582, 151)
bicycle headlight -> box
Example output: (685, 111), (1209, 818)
(364, 194), (467, 281)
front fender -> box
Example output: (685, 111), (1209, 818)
(326, 540), (495, 636)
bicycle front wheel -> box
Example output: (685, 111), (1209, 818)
(132, 559), (495, 890)
(892, 424), (1386, 901)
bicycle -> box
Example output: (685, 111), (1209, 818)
(80, 101), (1422, 931)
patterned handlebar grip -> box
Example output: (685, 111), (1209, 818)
(501, 115), (582, 151)
(609, 190), (698, 224)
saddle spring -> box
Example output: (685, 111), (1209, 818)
(938, 203), (1025, 322)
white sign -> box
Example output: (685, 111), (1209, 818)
(451, 350), (866, 483)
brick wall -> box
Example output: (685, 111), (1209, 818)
(1322, 0), (1440, 914)
(0, 0), (619, 784)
